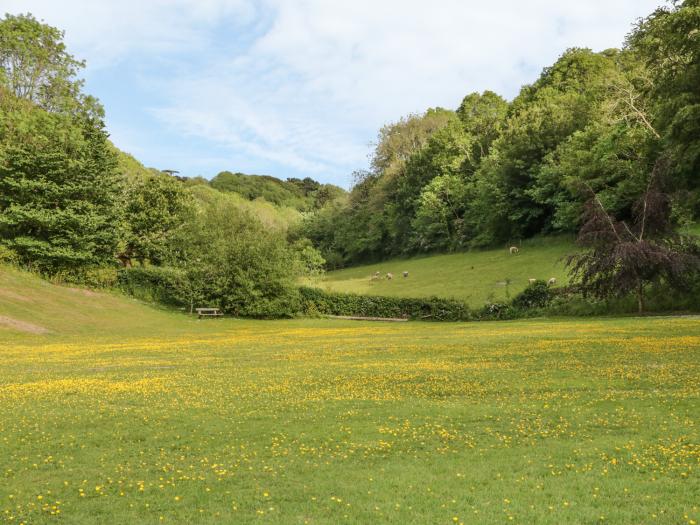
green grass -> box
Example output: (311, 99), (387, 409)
(317, 236), (573, 306)
(0, 265), (187, 340)
(1, 266), (698, 524)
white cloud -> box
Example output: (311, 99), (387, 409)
(2, 0), (256, 67)
(5, 0), (665, 184)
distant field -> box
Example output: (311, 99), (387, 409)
(318, 237), (573, 306)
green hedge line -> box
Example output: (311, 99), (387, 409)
(117, 266), (189, 307)
(299, 286), (478, 321)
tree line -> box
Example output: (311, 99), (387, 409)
(1, 4), (699, 316)
(0, 13), (326, 316)
(301, 0), (700, 269)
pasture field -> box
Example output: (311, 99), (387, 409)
(1, 315), (699, 524)
(317, 236), (572, 306)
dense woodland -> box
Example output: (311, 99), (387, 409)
(302, 1), (700, 266)
(1, 1), (699, 316)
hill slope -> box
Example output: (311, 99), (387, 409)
(0, 266), (190, 339)
(210, 171), (345, 211)
(317, 237), (573, 306)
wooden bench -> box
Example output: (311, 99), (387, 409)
(195, 307), (223, 319)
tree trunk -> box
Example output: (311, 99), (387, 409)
(637, 281), (645, 314)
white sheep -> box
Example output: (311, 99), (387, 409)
(403, 271), (409, 278)
(548, 277), (557, 286)
(528, 278), (536, 284)
(386, 272), (393, 280)
(509, 246), (519, 254)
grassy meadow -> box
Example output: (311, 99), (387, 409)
(0, 267), (698, 524)
(317, 237), (573, 307)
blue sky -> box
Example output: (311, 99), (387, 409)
(6, 0), (663, 187)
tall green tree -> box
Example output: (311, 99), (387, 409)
(456, 90), (508, 171)
(167, 191), (301, 317)
(120, 173), (194, 266)
(469, 48), (621, 243)
(0, 13), (85, 111)
(0, 14), (120, 272)
(627, 0), (700, 215)
(0, 91), (120, 271)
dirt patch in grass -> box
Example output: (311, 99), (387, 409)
(0, 315), (50, 334)
(64, 287), (100, 297)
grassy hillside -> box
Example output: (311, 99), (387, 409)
(0, 265), (194, 339)
(318, 236), (573, 306)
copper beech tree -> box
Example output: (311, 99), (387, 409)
(567, 159), (700, 313)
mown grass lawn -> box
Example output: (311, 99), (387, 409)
(1, 317), (699, 524)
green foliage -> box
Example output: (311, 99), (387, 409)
(470, 48), (621, 242)
(412, 174), (468, 251)
(627, 0), (700, 199)
(49, 266), (120, 289)
(0, 245), (18, 264)
(392, 116), (473, 251)
(298, 286), (472, 321)
(160, 190), (302, 317)
(120, 173), (194, 265)
(456, 90), (508, 170)
(117, 265), (191, 307)
(0, 14), (120, 273)
(210, 171), (344, 211)
(533, 121), (654, 232)
(511, 280), (553, 309)
(291, 238), (326, 279)
(0, 92), (120, 272)
(0, 13), (85, 111)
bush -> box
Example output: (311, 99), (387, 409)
(478, 302), (517, 320)
(51, 266), (120, 289)
(0, 245), (18, 264)
(118, 265), (301, 318)
(298, 286), (472, 321)
(117, 266), (190, 307)
(512, 280), (553, 309)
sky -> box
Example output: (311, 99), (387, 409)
(4, 0), (664, 187)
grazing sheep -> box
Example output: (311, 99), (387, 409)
(403, 271), (409, 278)
(528, 278), (536, 284)
(370, 274), (379, 281)
(509, 246), (519, 254)
(386, 272), (393, 280)
(548, 277), (557, 286)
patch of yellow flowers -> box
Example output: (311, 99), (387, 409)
(0, 317), (698, 524)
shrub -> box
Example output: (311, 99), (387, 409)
(512, 280), (553, 309)
(478, 302), (517, 320)
(0, 245), (18, 264)
(51, 266), (120, 289)
(117, 266), (189, 307)
(298, 286), (472, 321)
